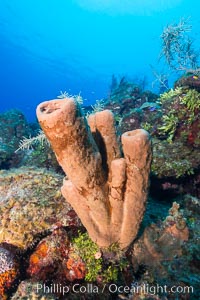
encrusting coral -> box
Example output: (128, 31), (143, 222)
(0, 167), (80, 250)
(0, 246), (19, 299)
(36, 98), (152, 249)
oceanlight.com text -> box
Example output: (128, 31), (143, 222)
(109, 283), (194, 295)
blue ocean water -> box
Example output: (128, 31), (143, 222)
(0, 0), (200, 121)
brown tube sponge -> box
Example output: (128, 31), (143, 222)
(36, 98), (152, 249)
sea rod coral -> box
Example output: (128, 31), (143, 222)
(36, 98), (152, 249)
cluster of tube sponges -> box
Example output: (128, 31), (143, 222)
(36, 98), (152, 250)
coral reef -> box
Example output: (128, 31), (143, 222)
(156, 87), (200, 145)
(0, 75), (199, 299)
(0, 167), (80, 250)
(71, 231), (128, 283)
(101, 78), (200, 198)
(151, 138), (198, 178)
(11, 280), (56, 300)
(129, 196), (200, 299)
(21, 140), (62, 172)
(175, 72), (200, 92)
(27, 228), (130, 298)
(0, 109), (30, 169)
(27, 228), (86, 284)
(71, 231), (101, 282)
(36, 98), (152, 249)
(15, 128), (61, 172)
(149, 86), (200, 182)
(0, 246), (19, 299)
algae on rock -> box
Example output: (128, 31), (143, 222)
(0, 167), (80, 250)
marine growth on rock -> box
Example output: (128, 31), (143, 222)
(0, 246), (19, 299)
